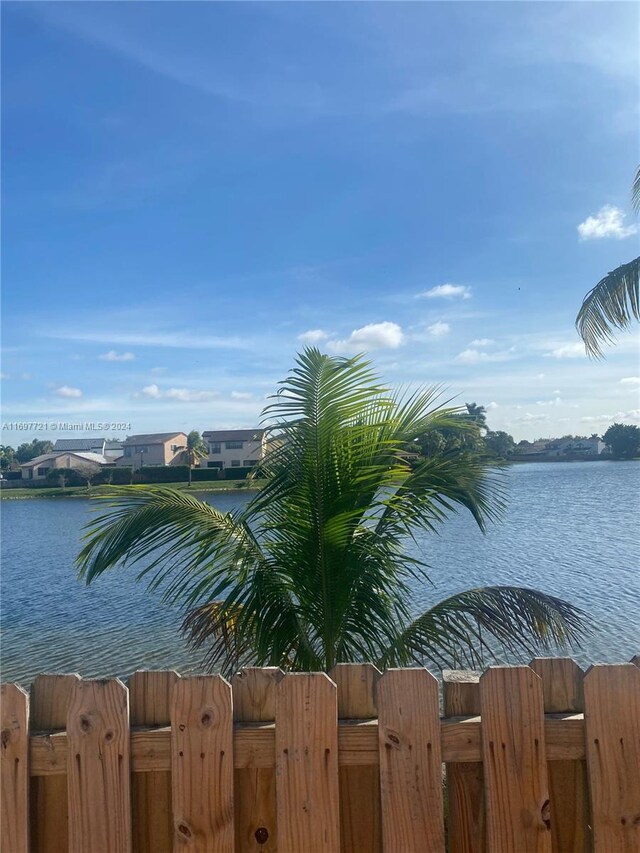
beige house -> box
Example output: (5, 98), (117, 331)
(201, 429), (265, 471)
(20, 451), (110, 480)
(116, 432), (188, 470)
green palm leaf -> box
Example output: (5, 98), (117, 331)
(575, 258), (640, 357)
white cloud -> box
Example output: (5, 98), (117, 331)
(99, 350), (135, 362)
(619, 377), (640, 385)
(1, 372), (31, 380)
(55, 385), (82, 398)
(427, 321), (450, 338)
(332, 321), (405, 352)
(577, 205), (638, 240)
(417, 283), (471, 300)
(0, 372), (8, 380)
(516, 412), (549, 423)
(486, 401), (499, 410)
(536, 397), (562, 407)
(456, 348), (514, 364)
(231, 391), (252, 400)
(546, 342), (586, 359)
(138, 384), (218, 402)
(298, 329), (328, 344)
(469, 338), (494, 347)
(140, 383), (162, 399)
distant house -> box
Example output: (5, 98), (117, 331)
(115, 432), (188, 470)
(53, 437), (106, 454)
(201, 429), (265, 471)
(104, 440), (124, 460)
(546, 438), (605, 457)
(20, 451), (111, 480)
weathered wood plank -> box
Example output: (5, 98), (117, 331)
(275, 673), (340, 853)
(443, 670), (485, 853)
(30, 673), (80, 853)
(1, 683), (30, 853)
(330, 663), (382, 853)
(232, 667), (283, 853)
(377, 668), (445, 852)
(129, 670), (179, 853)
(480, 666), (551, 853)
(171, 675), (234, 852)
(583, 663), (640, 853)
(67, 678), (132, 853)
(530, 658), (589, 853)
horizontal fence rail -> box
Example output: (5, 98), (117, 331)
(1, 657), (639, 852)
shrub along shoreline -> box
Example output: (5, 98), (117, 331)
(0, 479), (267, 500)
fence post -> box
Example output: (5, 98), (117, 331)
(443, 670), (485, 853)
(232, 667), (283, 852)
(129, 670), (180, 853)
(1, 683), (30, 853)
(330, 663), (382, 853)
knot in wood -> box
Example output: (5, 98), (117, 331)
(177, 823), (192, 838)
(80, 716), (91, 732)
(254, 827), (269, 844)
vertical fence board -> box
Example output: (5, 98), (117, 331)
(480, 666), (551, 853)
(330, 663), (382, 853)
(443, 670), (485, 853)
(583, 663), (640, 852)
(1, 683), (29, 853)
(30, 674), (80, 853)
(530, 658), (589, 853)
(232, 667), (283, 853)
(377, 668), (445, 852)
(67, 678), (131, 853)
(129, 670), (179, 853)
(171, 676), (234, 852)
(275, 673), (339, 853)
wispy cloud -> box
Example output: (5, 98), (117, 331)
(230, 391), (252, 400)
(331, 321), (405, 352)
(546, 342), (586, 359)
(469, 338), (494, 347)
(577, 205), (638, 240)
(137, 384), (218, 402)
(55, 385), (82, 398)
(456, 347), (514, 364)
(427, 321), (450, 338)
(99, 350), (135, 362)
(47, 330), (249, 350)
(619, 377), (640, 386)
(417, 284), (471, 300)
(298, 329), (329, 344)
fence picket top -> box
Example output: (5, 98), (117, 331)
(30, 674), (80, 730)
(128, 669), (180, 726)
(583, 663), (640, 852)
(377, 667), (445, 853)
(1, 683), (30, 853)
(171, 675), (235, 852)
(443, 669), (482, 716)
(66, 677), (132, 853)
(232, 667), (284, 722)
(530, 658), (584, 712)
(276, 672), (340, 853)
(631, 654), (640, 668)
(329, 663), (381, 719)
(480, 666), (551, 853)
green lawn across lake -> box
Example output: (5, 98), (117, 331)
(0, 480), (267, 500)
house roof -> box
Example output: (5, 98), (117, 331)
(104, 440), (123, 449)
(20, 451), (110, 468)
(53, 438), (105, 451)
(20, 454), (59, 468)
(122, 432), (187, 446)
(203, 429), (264, 442)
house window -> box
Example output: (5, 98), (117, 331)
(243, 460), (257, 466)
(225, 441), (244, 449)
(209, 443), (221, 454)
(231, 460), (241, 467)
(207, 461), (223, 469)
(123, 447), (132, 458)
(37, 467), (51, 477)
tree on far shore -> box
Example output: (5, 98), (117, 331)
(15, 439), (54, 463)
(603, 423), (640, 459)
(184, 430), (208, 486)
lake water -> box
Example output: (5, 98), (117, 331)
(1, 461), (638, 684)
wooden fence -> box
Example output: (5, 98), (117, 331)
(1, 658), (639, 852)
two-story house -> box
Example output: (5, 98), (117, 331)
(201, 429), (265, 470)
(115, 432), (188, 470)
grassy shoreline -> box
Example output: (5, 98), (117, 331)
(0, 480), (267, 500)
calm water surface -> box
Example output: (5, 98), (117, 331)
(1, 461), (638, 683)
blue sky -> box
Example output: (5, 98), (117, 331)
(2, 1), (639, 442)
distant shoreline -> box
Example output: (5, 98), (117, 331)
(0, 481), (266, 501)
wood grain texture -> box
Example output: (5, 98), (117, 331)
(530, 658), (589, 853)
(30, 674), (80, 853)
(377, 668), (445, 852)
(1, 683), (30, 853)
(330, 663), (382, 853)
(128, 670), (179, 853)
(443, 670), (485, 853)
(480, 666), (551, 853)
(67, 678), (131, 853)
(171, 675), (234, 852)
(232, 668), (283, 853)
(583, 663), (640, 853)
(275, 673), (340, 853)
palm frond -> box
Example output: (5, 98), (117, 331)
(632, 165), (640, 213)
(576, 257), (640, 357)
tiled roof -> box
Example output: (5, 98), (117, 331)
(202, 429), (264, 441)
(53, 438), (105, 451)
(122, 433), (186, 445)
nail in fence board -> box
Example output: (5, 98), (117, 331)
(275, 673), (340, 853)
(129, 670), (179, 853)
(530, 658), (589, 853)
(443, 670), (485, 853)
(1, 682), (30, 853)
(30, 674), (80, 853)
(377, 668), (445, 852)
(330, 663), (382, 853)
(171, 676), (234, 852)
(583, 663), (640, 853)
(480, 666), (551, 853)
(231, 667), (283, 853)
(66, 678), (132, 853)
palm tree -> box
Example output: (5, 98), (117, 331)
(184, 430), (208, 486)
(576, 166), (640, 357)
(77, 349), (585, 675)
